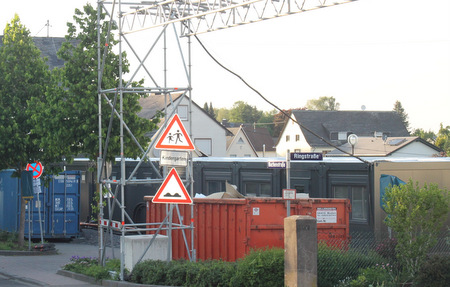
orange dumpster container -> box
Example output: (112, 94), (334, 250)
(144, 197), (350, 261)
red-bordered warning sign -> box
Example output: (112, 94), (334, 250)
(155, 114), (195, 150)
(152, 168), (193, 204)
(26, 162), (44, 179)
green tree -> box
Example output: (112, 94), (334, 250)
(393, 100), (410, 133)
(412, 128), (436, 144)
(209, 102), (215, 118)
(203, 102), (215, 118)
(383, 180), (449, 278)
(0, 15), (51, 247)
(257, 109), (277, 136)
(29, 3), (157, 164)
(215, 107), (230, 124)
(435, 124), (450, 156)
(229, 101), (262, 123)
(306, 96), (340, 111)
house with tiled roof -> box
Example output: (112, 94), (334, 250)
(226, 125), (276, 157)
(326, 136), (442, 158)
(276, 110), (410, 156)
(0, 36), (67, 69)
(138, 93), (232, 157)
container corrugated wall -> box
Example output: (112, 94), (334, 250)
(0, 170), (20, 232)
(145, 197), (350, 261)
(0, 170), (81, 239)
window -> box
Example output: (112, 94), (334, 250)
(241, 171), (273, 197)
(286, 135), (290, 142)
(333, 185), (368, 223)
(194, 138), (212, 156)
(244, 182), (271, 197)
(206, 181), (226, 194)
(203, 170), (232, 195)
(330, 131), (352, 141)
(177, 105), (188, 120)
(295, 135), (300, 142)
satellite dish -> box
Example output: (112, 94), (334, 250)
(361, 105), (366, 111)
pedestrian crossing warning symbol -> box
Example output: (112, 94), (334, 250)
(152, 168), (193, 204)
(155, 114), (195, 150)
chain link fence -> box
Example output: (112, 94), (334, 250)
(317, 230), (450, 287)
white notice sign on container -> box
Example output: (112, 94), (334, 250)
(316, 207), (337, 223)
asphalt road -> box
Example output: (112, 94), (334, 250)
(0, 241), (119, 287)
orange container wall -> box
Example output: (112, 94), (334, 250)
(145, 197), (350, 261)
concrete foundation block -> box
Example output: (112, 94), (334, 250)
(123, 234), (169, 272)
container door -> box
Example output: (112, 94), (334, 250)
(24, 178), (48, 239)
(50, 171), (80, 238)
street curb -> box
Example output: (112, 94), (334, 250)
(0, 249), (58, 256)
(57, 270), (175, 287)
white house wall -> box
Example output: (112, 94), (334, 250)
(391, 141), (442, 157)
(276, 119), (311, 157)
(227, 129), (257, 157)
(152, 97), (228, 157)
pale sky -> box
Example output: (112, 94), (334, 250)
(1, 0), (449, 132)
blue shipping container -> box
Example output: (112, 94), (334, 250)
(24, 171), (81, 239)
(0, 170), (81, 239)
(0, 170), (20, 232)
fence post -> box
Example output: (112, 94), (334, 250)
(284, 215), (318, 287)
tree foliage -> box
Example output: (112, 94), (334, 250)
(435, 123), (450, 156)
(393, 100), (410, 132)
(29, 4), (158, 164)
(229, 101), (262, 123)
(306, 96), (340, 111)
(0, 15), (52, 248)
(0, 15), (51, 172)
(382, 180), (449, 277)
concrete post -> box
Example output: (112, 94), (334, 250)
(284, 215), (318, 287)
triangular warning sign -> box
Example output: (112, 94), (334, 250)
(152, 168), (193, 204)
(155, 114), (195, 150)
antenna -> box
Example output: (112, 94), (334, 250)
(34, 20), (51, 37)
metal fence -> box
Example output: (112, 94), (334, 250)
(317, 231), (450, 287)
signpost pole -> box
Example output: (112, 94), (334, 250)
(286, 149), (291, 217)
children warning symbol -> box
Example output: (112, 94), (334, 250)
(152, 168), (193, 204)
(155, 114), (194, 150)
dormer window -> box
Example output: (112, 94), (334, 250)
(330, 131), (352, 141)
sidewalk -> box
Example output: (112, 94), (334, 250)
(0, 242), (119, 286)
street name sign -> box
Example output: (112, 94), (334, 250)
(290, 152), (323, 161)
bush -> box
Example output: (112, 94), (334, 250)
(131, 248), (283, 286)
(130, 260), (170, 285)
(383, 180), (450, 277)
(415, 254), (450, 287)
(317, 242), (385, 287)
(230, 248), (284, 287)
(62, 256), (123, 281)
(349, 263), (394, 287)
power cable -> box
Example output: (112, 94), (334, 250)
(189, 30), (370, 164)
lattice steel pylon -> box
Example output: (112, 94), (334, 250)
(96, 0), (357, 280)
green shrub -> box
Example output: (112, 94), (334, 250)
(415, 254), (450, 287)
(383, 180), (450, 277)
(317, 242), (385, 287)
(349, 263), (394, 287)
(230, 248), (284, 287)
(130, 260), (170, 285)
(131, 248), (283, 286)
(62, 256), (122, 281)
